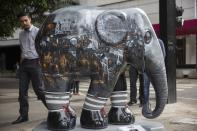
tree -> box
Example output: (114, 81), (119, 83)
(0, 0), (75, 37)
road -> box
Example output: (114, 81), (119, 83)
(0, 77), (197, 131)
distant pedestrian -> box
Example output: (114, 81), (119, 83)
(15, 62), (20, 79)
(12, 12), (46, 124)
(72, 80), (80, 95)
(128, 66), (144, 106)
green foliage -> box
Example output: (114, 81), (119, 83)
(0, 0), (75, 37)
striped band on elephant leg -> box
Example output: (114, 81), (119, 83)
(45, 91), (70, 111)
(111, 91), (128, 107)
(83, 93), (108, 111)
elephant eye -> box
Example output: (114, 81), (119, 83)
(95, 11), (127, 46)
(144, 30), (152, 44)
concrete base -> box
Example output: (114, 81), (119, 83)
(136, 120), (164, 131)
(33, 119), (164, 131)
(176, 69), (197, 78)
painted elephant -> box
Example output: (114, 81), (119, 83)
(35, 6), (168, 130)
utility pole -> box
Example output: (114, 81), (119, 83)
(159, 0), (177, 103)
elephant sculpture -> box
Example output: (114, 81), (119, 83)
(35, 6), (168, 130)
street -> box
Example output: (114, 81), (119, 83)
(0, 77), (197, 131)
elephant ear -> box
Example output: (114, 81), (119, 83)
(95, 11), (128, 46)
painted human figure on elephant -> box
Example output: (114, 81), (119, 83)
(35, 6), (168, 130)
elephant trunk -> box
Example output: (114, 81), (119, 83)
(142, 54), (168, 119)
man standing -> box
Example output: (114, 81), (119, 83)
(12, 13), (46, 124)
(128, 66), (144, 106)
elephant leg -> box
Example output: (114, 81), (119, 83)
(80, 76), (109, 129)
(108, 73), (135, 125)
(44, 78), (76, 130)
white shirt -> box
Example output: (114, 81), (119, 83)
(19, 25), (39, 60)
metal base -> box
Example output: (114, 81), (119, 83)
(33, 118), (164, 131)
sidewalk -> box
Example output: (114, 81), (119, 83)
(0, 78), (196, 131)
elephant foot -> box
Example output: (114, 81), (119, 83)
(108, 106), (135, 125)
(47, 105), (76, 131)
(80, 108), (108, 129)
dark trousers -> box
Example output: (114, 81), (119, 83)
(143, 72), (151, 104)
(129, 66), (144, 103)
(113, 72), (127, 92)
(18, 59), (46, 117)
(72, 81), (80, 94)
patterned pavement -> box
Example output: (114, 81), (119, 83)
(0, 77), (196, 131)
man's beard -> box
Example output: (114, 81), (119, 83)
(24, 26), (30, 31)
(24, 28), (30, 31)
(23, 24), (31, 31)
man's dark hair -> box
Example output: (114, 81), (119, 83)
(17, 12), (30, 19)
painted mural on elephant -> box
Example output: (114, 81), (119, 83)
(35, 6), (168, 130)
